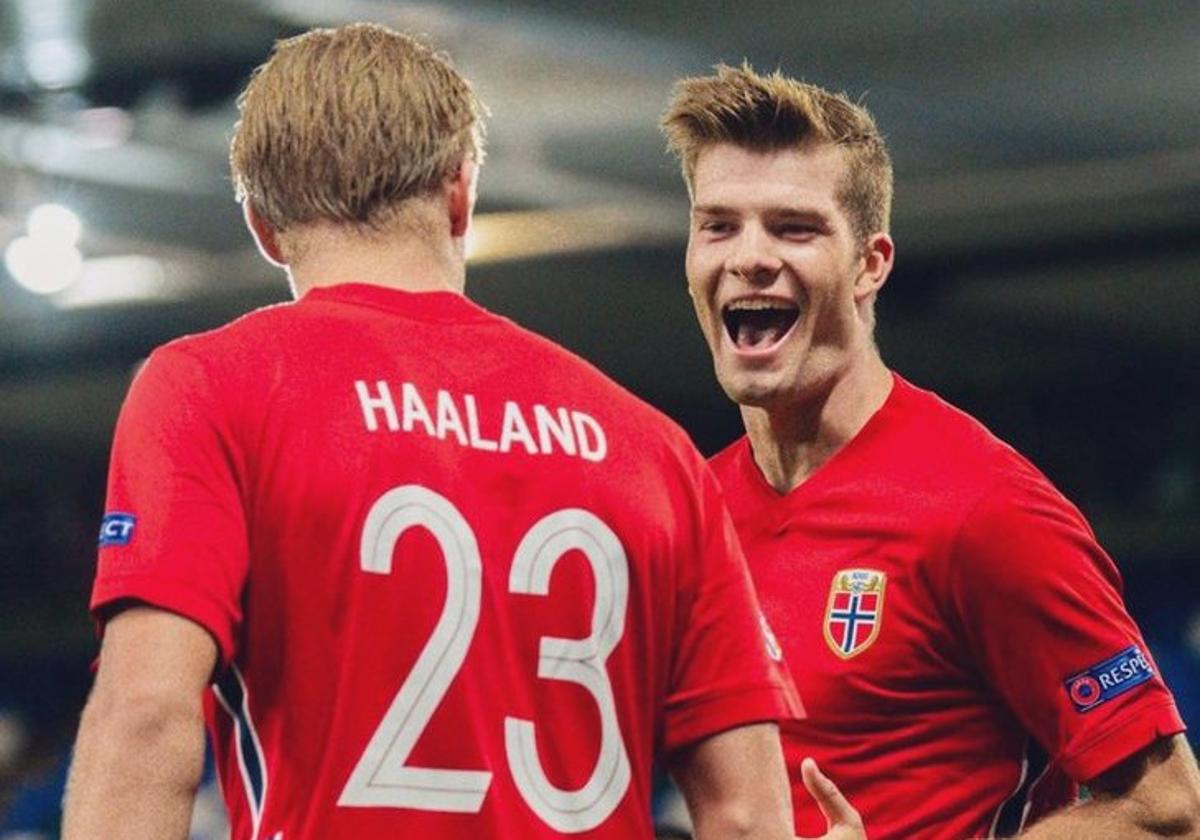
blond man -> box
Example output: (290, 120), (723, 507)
(61, 26), (868, 840)
(662, 63), (1200, 840)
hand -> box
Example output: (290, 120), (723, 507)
(796, 758), (866, 840)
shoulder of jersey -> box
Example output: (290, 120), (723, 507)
(891, 379), (1081, 542)
(153, 299), (295, 358)
(897, 378), (1032, 478)
(153, 298), (698, 454)
(706, 435), (747, 475)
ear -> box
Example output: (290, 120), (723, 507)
(446, 158), (479, 240)
(855, 232), (894, 301)
(243, 201), (287, 267)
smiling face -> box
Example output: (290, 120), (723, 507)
(686, 141), (892, 411)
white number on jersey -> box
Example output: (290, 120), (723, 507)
(338, 486), (492, 811)
(506, 509), (631, 832)
(338, 485), (632, 833)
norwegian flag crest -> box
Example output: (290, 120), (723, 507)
(823, 569), (886, 659)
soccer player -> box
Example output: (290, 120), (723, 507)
(61, 27), (865, 840)
(661, 64), (1200, 840)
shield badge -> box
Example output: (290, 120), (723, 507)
(823, 569), (886, 659)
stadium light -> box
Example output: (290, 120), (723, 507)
(25, 36), (91, 89)
(4, 202), (86, 295)
(27, 203), (83, 246)
(5, 235), (84, 294)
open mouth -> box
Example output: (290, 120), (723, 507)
(722, 299), (800, 351)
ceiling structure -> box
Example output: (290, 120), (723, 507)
(0, 0), (1198, 580)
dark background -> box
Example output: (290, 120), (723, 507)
(1, 1), (1197, 832)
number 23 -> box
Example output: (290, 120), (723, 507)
(338, 485), (632, 833)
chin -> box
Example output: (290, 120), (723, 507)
(717, 372), (787, 410)
(717, 359), (842, 412)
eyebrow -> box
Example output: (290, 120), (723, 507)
(693, 202), (828, 214)
(691, 204), (737, 217)
(692, 204), (832, 225)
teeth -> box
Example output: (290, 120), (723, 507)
(725, 299), (796, 312)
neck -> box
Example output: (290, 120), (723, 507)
(283, 218), (466, 298)
(741, 348), (893, 494)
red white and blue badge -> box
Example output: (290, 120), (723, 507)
(824, 569), (886, 659)
(1064, 645), (1154, 713)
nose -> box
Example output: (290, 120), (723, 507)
(725, 223), (782, 285)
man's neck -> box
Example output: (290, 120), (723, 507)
(284, 219), (466, 298)
(741, 351), (893, 494)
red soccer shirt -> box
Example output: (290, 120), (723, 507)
(92, 283), (800, 839)
(710, 374), (1185, 840)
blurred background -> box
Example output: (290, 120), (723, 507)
(0, 1), (1197, 836)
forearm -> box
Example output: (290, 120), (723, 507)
(672, 723), (795, 840)
(1008, 736), (1200, 840)
(689, 796), (792, 840)
(63, 689), (206, 839)
(1006, 796), (1197, 840)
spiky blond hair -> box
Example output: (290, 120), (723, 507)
(661, 62), (892, 240)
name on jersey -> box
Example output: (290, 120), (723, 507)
(1064, 645), (1154, 713)
(354, 380), (607, 462)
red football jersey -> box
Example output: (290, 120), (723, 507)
(710, 374), (1185, 840)
(92, 283), (800, 839)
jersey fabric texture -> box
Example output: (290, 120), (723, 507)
(709, 374), (1185, 840)
(92, 283), (800, 840)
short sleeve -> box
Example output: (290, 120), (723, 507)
(948, 466), (1185, 781)
(91, 345), (250, 664)
(660, 458), (804, 754)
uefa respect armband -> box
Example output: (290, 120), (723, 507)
(1063, 645), (1154, 713)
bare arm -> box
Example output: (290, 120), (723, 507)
(62, 606), (218, 840)
(669, 724), (866, 840)
(1007, 735), (1200, 840)
(670, 722), (796, 840)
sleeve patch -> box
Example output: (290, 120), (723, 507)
(98, 512), (137, 547)
(1064, 645), (1153, 713)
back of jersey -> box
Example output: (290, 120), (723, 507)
(93, 284), (793, 839)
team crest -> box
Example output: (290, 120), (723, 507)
(823, 569), (886, 659)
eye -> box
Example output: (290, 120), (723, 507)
(698, 220), (735, 235)
(776, 222), (819, 239)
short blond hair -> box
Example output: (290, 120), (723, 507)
(230, 23), (486, 231)
(661, 63), (892, 240)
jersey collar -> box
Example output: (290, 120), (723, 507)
(302, 282), (497, 324)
